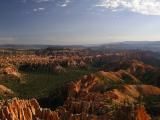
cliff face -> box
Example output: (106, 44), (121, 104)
(0, 64), (21, 79)
(0, 98), (60, 120)
(56, 74), (152, 120)
(0, 85), (13, 97)
(114, 105), (151, 120)
(135, 106), (151, 120)
(0, 98), (151, 120)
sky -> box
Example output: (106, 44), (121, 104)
(1, 0), (160, 45)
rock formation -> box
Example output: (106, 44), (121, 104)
(0, 50), (158, 120)
(0, 98), (60, 120)
(0, 70), (153, 120)
(0, 64), (21, 80)
(0, 98), (151, 120)
(0, 85), (13, 97)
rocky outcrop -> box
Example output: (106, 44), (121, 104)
(111, 85), (160, 102)
(0, 98), (60, 120)
(127, 60), (155, 76)
(114, 105), (151, 120)
(99, 70), (140, 84)
(0, 64), (21, 79)
(54, 72), (152, 120)
(0, 59), (157, 120)
(135, 106), (151, 120)
(0, 85), (13, 97)
(53, 65), (66, 74)
(0, 70), (153, 120)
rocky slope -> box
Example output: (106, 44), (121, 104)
(0, 98), (151, 120)
(0, 64), (21, 81)
(0, 70), (153, 120)
(0, 98), (59, 120)
(0, 85), (13, 97)
(0, 60), (159, 120)
(104, 60), (160, 86)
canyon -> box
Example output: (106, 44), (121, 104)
(0, 48), (159, 120)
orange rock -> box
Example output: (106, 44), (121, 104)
(0, 98), (60, 120)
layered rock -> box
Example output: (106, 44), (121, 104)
(114, 105), (151, 120)
(0, 98), (60, 120)
(0, 85), (13, 97)
(0, 59), (157, 120)
(0, 64), (21, 80)
(0, 70), (153, 120)
(54, 72), (153, 120)
(53, 65), (66, 74)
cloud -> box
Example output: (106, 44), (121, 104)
(33, 7), (45, 12)
(22, 0), (72, 7)
(32, 0), (52, 3)
(57, 0), (71, 7)
(20, 0), (54, 3)
(96, 0), (160, 15)
(32, 0), (71, 6)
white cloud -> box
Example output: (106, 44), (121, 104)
(33, 7), (45, 12)
(21, 0), (54, 3)
(58, 0), (71, 7)
(22, 0), (72, 7)
(96, 0), (160, 15)
(33, 0), (52, 3)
